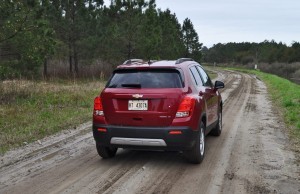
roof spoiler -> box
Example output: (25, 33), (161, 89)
(123, 59), (144, 65)
(123, 59), (158, 65)
(175, 58), (194, 64)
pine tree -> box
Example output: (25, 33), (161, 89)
(182, 18), (202, 61)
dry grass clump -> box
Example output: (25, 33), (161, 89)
(0, 79), (105, 154)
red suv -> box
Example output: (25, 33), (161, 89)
(93, 58), (224, 163)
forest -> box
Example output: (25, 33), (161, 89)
(0, 0), (299, 81)
(0, 0), (202, 79)
(202, 41), (300, 82)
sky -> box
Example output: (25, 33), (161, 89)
(104, 0), (300, 47)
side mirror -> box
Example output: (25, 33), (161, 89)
(214, 81), (224, 89)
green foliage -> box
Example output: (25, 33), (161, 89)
(0, 0), (203, 79)
(0, 61), (21, 80)
(0, 0), (56, 78)
(204, 41), (300, 84)
(204, 40), (300, 64)
(137, 2), (162, 59)
(158, 9), (185, 59)
(182, 18), (202, 61)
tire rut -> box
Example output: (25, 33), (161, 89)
(167, 72), (251, 194)
(0, 131), (93, 186)
(0, 123), (92, 172)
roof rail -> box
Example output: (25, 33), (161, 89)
(175, 58), (194, 64)
(123, 59), (144, 65)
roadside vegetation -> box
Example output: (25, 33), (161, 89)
(227, 68), (300, 147)
(202, 42), (300, 84)
(207, 71), (217, 80)
(0, 79), (104, 154)
(0, 0), (202, 80)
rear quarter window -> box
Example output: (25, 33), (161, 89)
(189, 66), (203, 86)
(196, 66), (213, 87)
(106, 69), (184, 88)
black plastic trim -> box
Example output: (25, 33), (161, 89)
(93, 124), (198, 151)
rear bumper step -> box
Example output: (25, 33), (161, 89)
(111, 137), (167, 146)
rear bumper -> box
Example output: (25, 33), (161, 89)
(93, 124), (198, 151)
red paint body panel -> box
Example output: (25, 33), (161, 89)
(93, 59), (223, 151)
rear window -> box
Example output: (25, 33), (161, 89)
(106, 69), (184, 88)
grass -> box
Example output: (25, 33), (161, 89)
(203, 65), (219, 80)
(208, 72), (217, 80)
(0, 79), (105, 154)
(227, 67), (300, 146)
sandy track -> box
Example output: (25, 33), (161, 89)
(0, 70), (299, 194)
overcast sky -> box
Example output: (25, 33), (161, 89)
(104, 0), (300, 47)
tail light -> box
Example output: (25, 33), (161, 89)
(176, 96), (196, 118)
(94, 96), (104, 116)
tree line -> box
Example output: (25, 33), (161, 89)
(202, 40), (300, 65)
(0, 0), (202, 79)
(202, 41), (300, 83)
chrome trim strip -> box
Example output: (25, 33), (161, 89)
(110, 137), (167, 147)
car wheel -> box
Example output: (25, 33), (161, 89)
(96, 144), (118, 158)
(210, 109), (222, 136)
(184, 122), (205, 164)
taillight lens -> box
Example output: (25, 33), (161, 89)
(176, 96), (196, 118)
(94, 96), (104, 116)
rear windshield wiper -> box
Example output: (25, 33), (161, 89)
(121, 83), (141, 88)
(108, 84), (117, 88)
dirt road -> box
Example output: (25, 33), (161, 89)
(0, 70), (299, 194)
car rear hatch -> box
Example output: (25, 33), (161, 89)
(101, 68), (184, 127)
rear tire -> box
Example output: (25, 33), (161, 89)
(96, 144), (117, 158)
(184, 122), (205, 164)
(210, 109), (222, 136)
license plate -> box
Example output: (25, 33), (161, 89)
(128, 100), (148, 110)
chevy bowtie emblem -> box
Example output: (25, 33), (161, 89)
(132, 94), (143, 98)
